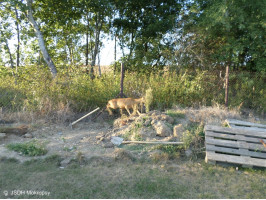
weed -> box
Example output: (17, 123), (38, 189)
(145, 87), (153, 113)
(181, 122), (205, 158)
(6, 140), (47, 156)
(155, 145), (182, 160)
(166, 110), (186, 119)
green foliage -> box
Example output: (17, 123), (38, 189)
(0, 66), (265, 117)
(7, 140), (48, 156)
(181, 0), (266, 71)
(166, 110), (186, 119)
(181, 122), (205, 158)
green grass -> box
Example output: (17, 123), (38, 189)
(166, 110), (186, 119)
(0, 157), (265, 199)
(6, 140), (47, 156)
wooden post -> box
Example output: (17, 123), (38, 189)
(114, 62), (127, 98)
(225, 65), (229, 107)
(120, 62), (125, 97)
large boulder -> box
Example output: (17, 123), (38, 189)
(152, 121), (172, 137)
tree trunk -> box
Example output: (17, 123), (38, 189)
(26, 0), (57, 78)
(4, 37), (14, 69)
(90, 13), (103, 79)
(15, 6), (20, 70)
(1, 33), (16, 83)
(85, 13), (90, 66)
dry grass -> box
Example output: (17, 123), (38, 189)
(171, 104), (246, 126)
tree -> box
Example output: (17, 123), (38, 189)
(26, 0), (57, 77)
(112, 0), (181, 72)
(179, 0), (266, 71)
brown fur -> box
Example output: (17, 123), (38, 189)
(106, 97), (144, 116)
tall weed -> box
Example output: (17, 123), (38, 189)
(0, 66), (265, 119)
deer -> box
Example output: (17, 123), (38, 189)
(106, 97), (144, 116)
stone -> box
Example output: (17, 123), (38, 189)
(60, 158), (72, 167)
(96, 135), (105, 141)
(173, 124), (184, 141)
(137, 127), (156, 139)
(103, 142), (114, 148)
(152, 121), (172, 137)
(161, 114), (175, 124)
(24, 133), (33, 138)
(0, 133), (6, 140)
(185, 149), (193, 157)
(144, 118), (152, 126)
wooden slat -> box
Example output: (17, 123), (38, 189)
(204, 125), (266, 138)
(205, 131), (266, 143)
(205, 137), (265, 151)
(226, 119), (266, 129)
(206, 151), (266, 167)
(206, 144), (266, 159)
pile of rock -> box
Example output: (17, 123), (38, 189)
(112, 111), (186, 142)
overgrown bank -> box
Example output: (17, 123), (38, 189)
(0, 66), (265, 119)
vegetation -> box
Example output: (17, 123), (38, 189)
(0, 66), (265, 119)
(6, 140), (47, 156)
(0, 0), (264, 73)
(0, 157), (265, 199)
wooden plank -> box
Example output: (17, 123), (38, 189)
(206, 151), (266, 167)
(122, 141), (184, 145)
(204, 125), (266, 138)
(229, 126), (266, 132)
(205, 131), (266, 143)
(205, 137), (265, 151)
(226, 119), (266, 129)
(206, 144), (266, 159)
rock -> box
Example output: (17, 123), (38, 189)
(103, 142), (114, 148)
(173, 124), (184, 141)
(96, 135), (105, 141)
(185, 149), (193, 157)
(0, 133), (6, 140)
(113, 118), (122, 128)
(24, 133), (33, 138)
(161, 114), (174, 124)
(144, 118), (152, 126)
(136, 127), (156, 140)
(152, 121), (172, 137)
(113, 149), (135, 161)
(60, 158), (72, 167)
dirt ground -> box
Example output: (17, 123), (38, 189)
(0, 117), (118, 164)
(0, 106), (265, 166)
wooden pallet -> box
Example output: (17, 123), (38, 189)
(205, 124), (266, 168)
(226, 119), (266, 130)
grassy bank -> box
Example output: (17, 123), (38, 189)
(0, 66), (265, 118)
(0, 157), (265, 199)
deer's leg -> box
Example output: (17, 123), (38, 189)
(125, 106), (131, 115)
(106, 107), (113, 115)
(120, 108), (124, 115)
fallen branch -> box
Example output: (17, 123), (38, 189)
(70, 107), (100, 128)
